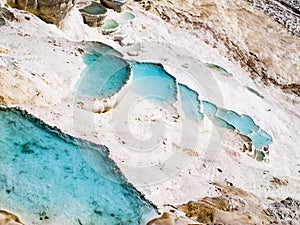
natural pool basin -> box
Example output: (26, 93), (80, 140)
(101, 18), (119, 34)
(216, 108), (259, 135)
(0, 107), (154, 224)
(79, 1), (108, 27)
(179, 83), (203, 122)
(77, 46), (273, 154)
(77, 53), (131, 99)
(130, 62), (177, 104)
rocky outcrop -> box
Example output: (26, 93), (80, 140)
(147, 212), (198, 225)
(7, 0), (75, 25)
(101, 0), (126, 12)
(265, 197), (300, 224)
(149, 184), (300, 225)
(249, 0), (300, 36)
(0, 210), (24, 225)
(0, 7), (15, 21)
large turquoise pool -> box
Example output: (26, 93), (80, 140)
(0, 107), (154, 224)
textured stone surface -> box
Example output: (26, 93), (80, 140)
(0, 6), (15, 21)
(101, 0), (126, 12)
(147, 212), (198, 225)
(249, 0), (300, 36)
(0, 210), (24, 225)
(265, 197), (300, 224)
(7, 0), (75, 25)
(150, 184), (300, 225)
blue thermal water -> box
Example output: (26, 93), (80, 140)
(202, 101), (235, 130)
(202, 101), (218, 117)
(79, 2), (107, 15)
(179, 83), (203, 122)
(0, 108), (154, 224)
(209, 117), (235, 131)
(128, 61), (272, 149)
(216, 108), (259, 135)
(77, 46), (272, 151)
(130, 62), (177, 103)
(77, 53), (131, 98)
(82, 44), (123, 66)
(249, 129), (273, 149)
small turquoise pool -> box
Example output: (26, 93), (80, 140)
(0, 108), (154, 224)
(79, 2), (107, 15)
(249, 129), (273, 150)
(202, 101), (218, 117)
(201, 101), (272, 149)
(130, 62), (177, 103)
(77, 53), (131, 99)
(179, 83), (203, 122)
(216, 108), (259, 135)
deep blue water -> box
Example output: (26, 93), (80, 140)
(0, 108), (154, 224)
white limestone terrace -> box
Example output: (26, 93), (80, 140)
(0, 1), (300, 224)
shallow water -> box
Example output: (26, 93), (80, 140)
(179, 83), (203, 122)
(101, 19), (119, 30)
(216, 108), (259, 135)
(202, 100), (218, 117)
(79, 2), (107, 15)
(128, 61), (272, 150)
(77, 53), (131, 98)
(249, 129), (273, 149)
(0, 108), (154, 224)
(130, 62), (177, 103)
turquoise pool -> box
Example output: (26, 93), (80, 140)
(130, 62), (177, 103)
(179, 83), (203, 122)
(0, 107), (154, 224)
(77, 53), (131, 99)
(76, 46), (272, 151)
(128, 61), (272, 150)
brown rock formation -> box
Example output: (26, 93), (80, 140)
(7, 0), (75, 25)
(147, 212), (198, 225)
(0, 210), (24, 225)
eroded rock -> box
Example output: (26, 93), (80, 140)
(101, 0), (126, 12)
(147, 212), (198, 225)
(7, 0), (75, 25)
(265, 197), (300, 223)
(0, 210), (24, 225)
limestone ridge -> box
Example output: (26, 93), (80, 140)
(7, 0), (75, 25)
